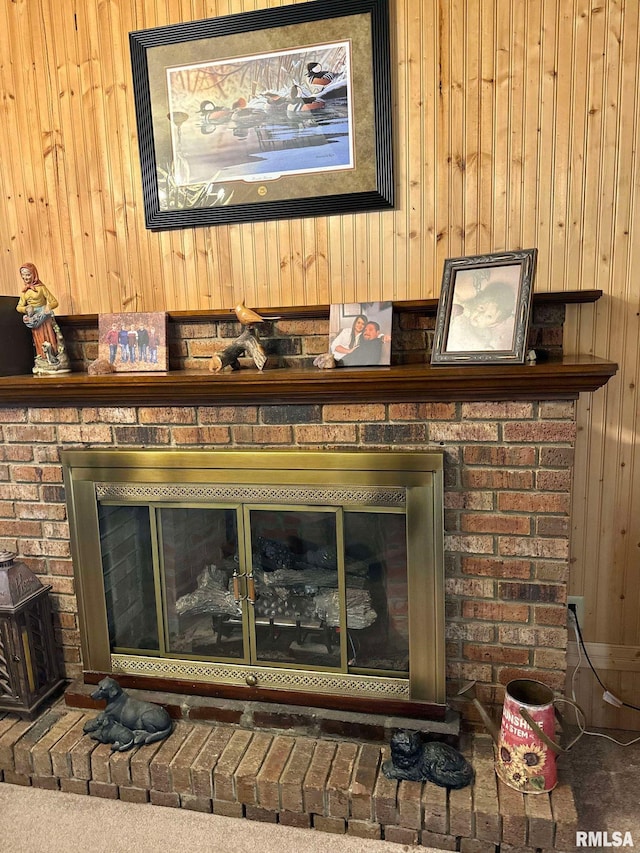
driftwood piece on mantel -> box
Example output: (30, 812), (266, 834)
(209, 328), (267, 373)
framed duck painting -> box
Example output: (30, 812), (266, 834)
(129, 0), (394, 230)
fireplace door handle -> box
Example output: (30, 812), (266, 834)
(232, 570), (255, 604)
(246, 576), (256, 605)
(232, 570), (248, 603)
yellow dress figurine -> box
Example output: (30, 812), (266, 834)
(15, 263), (70, 375)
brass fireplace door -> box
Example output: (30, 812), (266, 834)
(62, 450), (445, 711)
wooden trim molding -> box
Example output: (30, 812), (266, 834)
(567, 641), (640, 673)
(0, 354), (617, 408)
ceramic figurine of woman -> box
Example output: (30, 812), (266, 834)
(15, 262), (70, 375)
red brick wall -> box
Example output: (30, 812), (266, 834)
(0, 396), (574, 722)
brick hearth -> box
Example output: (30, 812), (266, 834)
(0, 702), (578, 852)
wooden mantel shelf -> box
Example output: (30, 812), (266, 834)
(0, 355), (617, 408)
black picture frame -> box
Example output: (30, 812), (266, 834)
(129, 0), (394, 231)
(430, 249), (538, 365)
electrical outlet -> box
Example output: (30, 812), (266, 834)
(568, 595), (584, 626)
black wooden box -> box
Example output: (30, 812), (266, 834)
(0, 296), (34, 376)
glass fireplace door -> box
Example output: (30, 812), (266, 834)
(157, 504), (249, 663)
(158, 503), (347, 671)
(245, 505), (345, 671)
(99, 502), (251, 662)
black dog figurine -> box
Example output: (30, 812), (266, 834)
(83, 676), (173, 752)
(382, 729), (474, 789)
(89, 717), (136, 752)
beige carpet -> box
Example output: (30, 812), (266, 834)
(0, 782), (440, 853)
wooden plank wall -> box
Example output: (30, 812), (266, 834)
(0, 0), (638, 729)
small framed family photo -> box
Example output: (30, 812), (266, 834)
(430, 249), (537, 365)
(98, 312), (168, 372)
(329, 301), (393, 367)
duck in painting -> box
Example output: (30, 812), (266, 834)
(229, 97), (269, 139)
(306, 62), (337, 87)
(306, 64), (348, 100)
(198, 100), (232, 134)
(287, 85), (326, 117)
(261, 91), (289, 116)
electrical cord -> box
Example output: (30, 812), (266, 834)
(568, 608), (640, 747)
(570, 606), (640, 711)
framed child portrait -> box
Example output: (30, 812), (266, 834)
(430, 249), (537, 365)
(98, 312), (168, 372)
(329, 301), (393, 366)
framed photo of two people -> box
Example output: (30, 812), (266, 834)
(430, 249), (538, 365)
(329, 302), (393, 367)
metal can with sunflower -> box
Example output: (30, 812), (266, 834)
(496, 679), (563, 793)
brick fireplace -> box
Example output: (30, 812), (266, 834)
(0, 296), (617, 727)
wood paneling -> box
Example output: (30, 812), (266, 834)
(0, 0), (638, 727)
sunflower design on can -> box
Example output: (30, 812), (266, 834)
(514, 742), (547, 771)
(498, 739), (522, 770)
(503, 763), (529, 791)
(496, 739), (548, 792)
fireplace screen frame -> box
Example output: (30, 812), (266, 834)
(62, 449), (445, 712)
